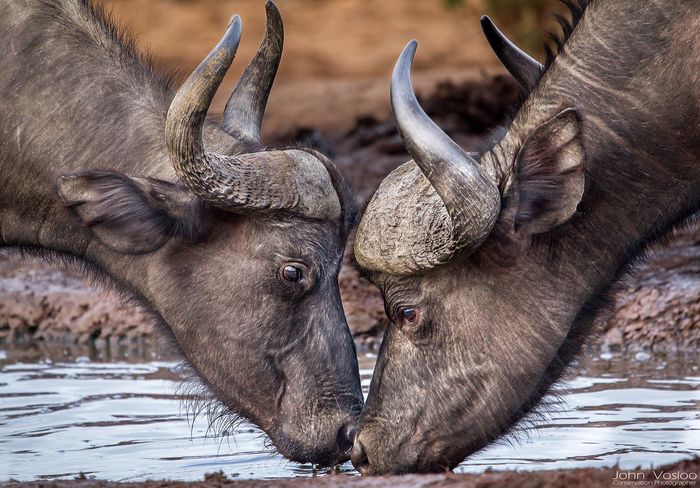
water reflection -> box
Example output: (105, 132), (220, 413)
(0, 346), (698, 480)
(457, 353), (700, 473)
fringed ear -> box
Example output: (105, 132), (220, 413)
(495, 108), (586, 255)
(57, 171), (208, 254)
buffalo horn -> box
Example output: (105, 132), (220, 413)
(222, 0), (283, 142)
(480, 16), (543, 90)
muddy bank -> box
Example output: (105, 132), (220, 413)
(3, 457), (699, 487)
(599, 227), (700, 352)
(2, 73), (700, 351)
(0, 257), (153, 345)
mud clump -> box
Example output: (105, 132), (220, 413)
(2, 457), (698, 488)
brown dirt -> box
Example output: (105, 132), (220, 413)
(599, 227), (700, 352)
(3, 457), (699, 487)
(0, 257), (153, 345)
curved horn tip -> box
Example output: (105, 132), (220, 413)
(264, 0), (283, 35)
(479, 14), (543, 90)
(221, 0), (283, 142)
(216, 15), (242, 54)
(479, 15), (500, 41)
(479, 15), (503, 50)
(480, 15), (510, 52)
(265, 0), (280, 15)
(227, 15), (242, 38)
(403, 40), (418, 60)
(392, 40), (419, 96)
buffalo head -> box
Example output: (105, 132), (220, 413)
(56, 2), (362, 466)
(351, 36), (586, 474)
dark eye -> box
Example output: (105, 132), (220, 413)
(399, 307), (418, 324)
(282, 265), (303, 283)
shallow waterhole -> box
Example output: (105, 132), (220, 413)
(0, 344), (698, 481)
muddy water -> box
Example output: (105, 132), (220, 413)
(0, 347), (698, 481)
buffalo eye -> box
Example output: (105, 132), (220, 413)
(399, 307), (418, 324)
(281, 265), (303, 283)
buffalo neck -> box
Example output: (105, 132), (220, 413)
(479, 0), (699, 363)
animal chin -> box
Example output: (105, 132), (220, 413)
(419, 437), (475, 472)
(173, 360), (279, 441)
(267, 427), (341, 466)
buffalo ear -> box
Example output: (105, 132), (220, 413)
(498, 109), (585, 249)
(57, 171), (208, 254)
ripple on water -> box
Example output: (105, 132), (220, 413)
(0, 349), (698, 481)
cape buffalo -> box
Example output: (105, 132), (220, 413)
(0, 0), (362, 465)
(351, 0), (699, 474)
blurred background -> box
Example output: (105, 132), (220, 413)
(105, 0), (559, 78)
(102, 0), (563, 133)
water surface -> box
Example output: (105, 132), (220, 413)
(1, 346), (698, 480)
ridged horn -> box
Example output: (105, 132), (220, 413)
(480, 16), (543, 90)
(223, 0), (283, 142)
(165, 16), (298, 212)
(390, 41), (501, 259)
(354, 41), (503, 275)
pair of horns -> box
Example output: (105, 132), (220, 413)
(165, 1), (298, 212)
(355, 19), (542, 274)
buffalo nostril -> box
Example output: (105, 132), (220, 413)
(336, 422), (357, 456)
(351, 439), (370, 474)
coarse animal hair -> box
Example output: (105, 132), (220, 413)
(1, 0), (364, 465)
(544, 0), (590, 76)
(59, 171), (210, 244)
